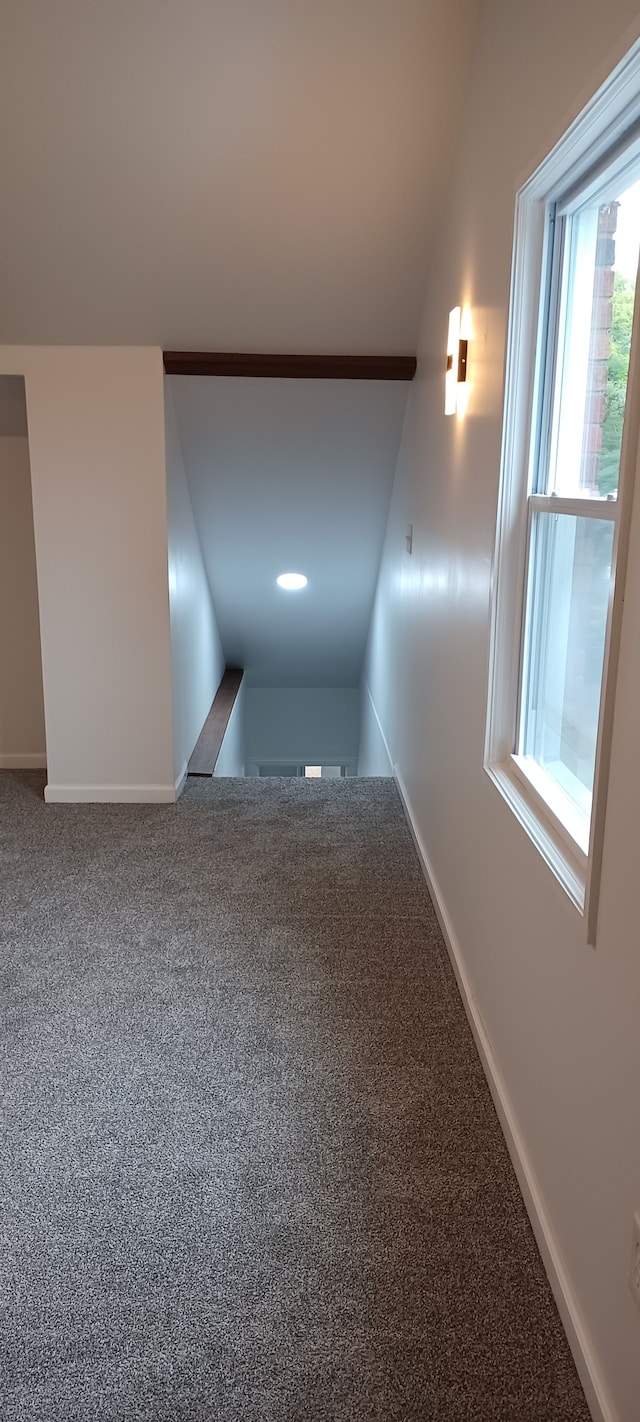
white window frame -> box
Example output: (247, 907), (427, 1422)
(485, 39), (640, 944)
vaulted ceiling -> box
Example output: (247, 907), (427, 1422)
(1, 0), (476, 351)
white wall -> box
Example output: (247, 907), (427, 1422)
(165, 379), (225, 786)
(0, 399), (46, 766)
(358, 681), (392, 776)
(0, 347), (176, 801)
(214, 678), (246, 778)
(362, 5), (640, 1421)
(246, 688), (360, 771)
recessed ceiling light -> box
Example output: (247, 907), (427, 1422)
(277, 572), (308, 590)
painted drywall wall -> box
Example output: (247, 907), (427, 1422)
(0, 347), (176, 800)
(214, 678), (246, 778)
(362, 5), (640, 1420)
(0, 416), (46, 766)
(165, 380), (225, 786)
(245, 688), (359, 771)
(358, 682), (392, 776)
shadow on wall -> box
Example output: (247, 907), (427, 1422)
(0, 376), (47, 774)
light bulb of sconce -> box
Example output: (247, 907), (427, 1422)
(457, 307), (472, 415)
(445, 306), (461, 416)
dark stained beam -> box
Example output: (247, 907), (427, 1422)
(188, 668), (244, 777)
(163, 351), (417, 381)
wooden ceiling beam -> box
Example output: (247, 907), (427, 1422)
(162, 351), (416, 381)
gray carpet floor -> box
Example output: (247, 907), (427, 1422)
(1, 771), (590, 1421)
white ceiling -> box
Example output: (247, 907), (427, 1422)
(169, 375), (410, 685)
(0, 0), (476, 350)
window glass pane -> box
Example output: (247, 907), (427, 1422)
(521, 513), (614, 814)
(547, 177), (640, 499)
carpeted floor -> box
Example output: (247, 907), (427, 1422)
(1, 771), (590, 1421)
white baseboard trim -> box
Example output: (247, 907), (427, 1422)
(393, 760), (616, 1422)
(44, 783), (178, 804)
(0, 752), (47, 769)
(362, 680), (393, 773)
(174, 761), (188, 800)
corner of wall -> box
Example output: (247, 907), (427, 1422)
(164, 376), (225, 780)
(358, 680), (393, 775)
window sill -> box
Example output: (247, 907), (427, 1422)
(512, 755), (590, 856)
(485, 756), (587, 914)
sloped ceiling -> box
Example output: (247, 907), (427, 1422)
(169, 375), (410, 686)
(0, 0), (476, 350)
(2, 2), (477, 688)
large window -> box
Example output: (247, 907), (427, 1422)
(486, 44), (640, 940)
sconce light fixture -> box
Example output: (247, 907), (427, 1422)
(445, 306), (469, 416)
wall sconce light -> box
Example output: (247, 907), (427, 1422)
(445, 306), (469, 416)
